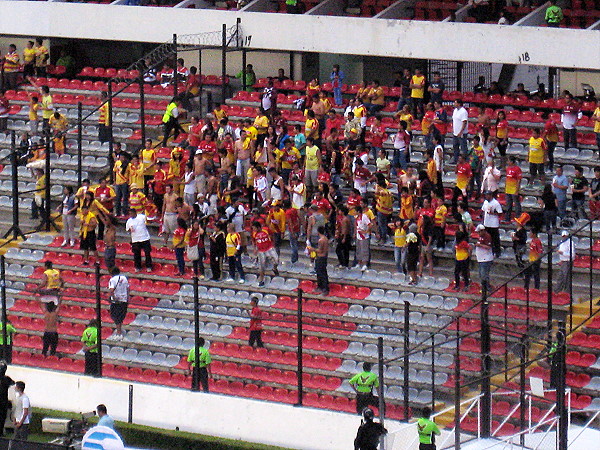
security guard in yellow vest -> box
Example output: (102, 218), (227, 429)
(417, 407), (440, 450)
(161, 97), (184, 147)
(349, 362), (383, 415)
(81, 319), (100, 376)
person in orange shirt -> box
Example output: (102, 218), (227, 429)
(3, 44), (20, 90)
(452, 154), (472, 215)
(399, 186), (414, 220)
(422, 102), (436, 151)
(524, 229), (542, 290)
(495, 110), (509, 168)
(364, 80), (386, 115)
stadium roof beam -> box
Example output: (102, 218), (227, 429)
(374, 0), (415, 20)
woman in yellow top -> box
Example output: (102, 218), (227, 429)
(37, 260), (63, 296)
(168, 148), (185, 197)
(140, 139), (157, 193)
(388, 219), (406, 273)
(355, 81), (370, 104)
(304, 110), (319, 140)
(528, 128), (547, 184)
(126, 155), (145, 191)
(592, 105), (600, 150)
(253, 107), (270, 148)
(81, 190), (110, 218)
(225, 223), (245, 283)
(34, 38), (49, 76)
(23, 40), (36, 78)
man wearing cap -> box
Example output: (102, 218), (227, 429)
(482, 190), (502, 257)
(556, 230), (575, 293)
(504, 156), (522, 222)
(475, 225), (494, 295)
(349, 362), (380, 415)
(512, 213), (530, 268)
(266, 200), (286, 257)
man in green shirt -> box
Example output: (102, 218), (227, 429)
(233, 64), (256, 92)
(0, 320), (16, 364)
(187, 337), (211, 392)
(349, 362), (381, 415)
(81, 319), (100, 377)
(417, 407), (440, 450)
(545, 0), (563, 27)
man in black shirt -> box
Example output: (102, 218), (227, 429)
(395, 69), (412, 112)
(571, 165), (588, 219)
(354, 408), (387, 450)
(0, 361), (14, 436)
(428, 72), (445, 104)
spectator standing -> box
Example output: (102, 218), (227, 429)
(161, 97), (184, 147)
(561, 94), (581, 150)
(59, 186), (77, 247)
(113, 153), (129, 218)
(393, 120), (411, 170)
(3, 45), (20, 91)
(495, 110), (509, 168)
(98, 214), (117, 271)
(405, 223), (420, 285)
(251, 221), (279, 287)
(285, 199), (301, 265)
(524, 229), (542, 290)
(125, 208), (153, 273)
(589, 166), (600, 220)
(545, 0), (563, 27)
(79, 205), (99, 265)
(452, 155), (472, 215)
(0, 362), (14, 437)
(34, 38), (49, 76)
(593, 105), (600, 154)
(335, 205), (352, 269)
(504, 156), (522, 221)
(186, 221), (205, 279)
(13, 381), (31, 441)
(571, 165), (588, 219)
(409, 69), (426, 119)
(528, 128), (546, 184)
(225, 223), (245, 283)
(309, 226), (329, 295)
(187, 336), (211, 392)
(427, 72), (445, 105)
(453, 230), (471, 292)
(42, 300), (60, 357)
(98, 91), (111, 144)
(94, 178), (116, 241)
(248, 296), (264, 348)
(374, 177), (393, 244)
(395, 68), (412, 111)
(266, 200), (286, 256)
(355, 206), (372, 271)
(108, 267), (129, 339)
(552, 166), (569, 220)
(96, 405), (115, 430)
(81, 319), (100, 376)
(475, 224), (494, 295)
(22, 41), (36, 78)
(542, 113), (559, 171)
(540, 183), (559, 233)
(349, 362), (380, 415)
(173, 218), (188, 276)
(416, 407), (441, 450)
(209, 223), (227, 281)
(511, 212), (530, 268)
(482, 190), (502, 257)
(330, 65), (345, 107)
(556, 230), (575, 293)
(452, 100), (469, 163)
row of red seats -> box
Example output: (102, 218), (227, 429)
(32, 77), (176, 96)
(272, 296), (349, 315)
(460, 337), (506, 355)
(528, 366), (593, 390)
(12, 298), (136, 324)
(13, 333), (80, 354)
(229, 327), (350, 352)
(492, 400), (555, 422)
(570, 331), (600, 348)
(11, 314), (112, 338)
(13, 351), (84, 371)
(78, 67), (230, 86)
(189, 340), (343, 371)
(4, 89), (169, 111)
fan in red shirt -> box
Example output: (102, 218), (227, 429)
(187, 116), (203, 149)
(251, 221), (279, 287)
(198, 135), (218, 162)
(324, 110), (343, 138)
(248, 296), (264, 348)
(452, 154), (473, 214)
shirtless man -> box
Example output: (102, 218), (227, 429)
(161, 184), (178, 246)
(308, 225), (329, 295)
(193, 150), (210, 197)
(42, 300), (60, 356)
(175, 197), (192, 223)
(398, 165), (418, 192)
(234, 130), (253, 186)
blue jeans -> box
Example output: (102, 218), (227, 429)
(377, 212), (389, 242)
(452, 134), (468, 163)
(394, 247), (405, 273)
(289, 232), (298, 263)
(478, 260), (492, 292)
(572, 198), (588, 219)
(333, 87), (343, 106)
(115, 183), (129, 216)
(557, 198), (567, 219)
(505, 194), (521, 221)
(175, 247), (185, 275)
(393, 149), (408, 169)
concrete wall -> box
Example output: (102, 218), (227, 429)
(559, 69), (600, 97)
(0, 2), (599, 69)
(6, 365), (410, 450)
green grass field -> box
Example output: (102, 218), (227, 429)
(21, 408), (291, 450)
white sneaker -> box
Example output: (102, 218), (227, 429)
(238, 279), (245, 284)
(60, 241), (68, 247)
(70, 240), (76, 247)
(361, 265), (368, 271)
(225, 278), (234, 283)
